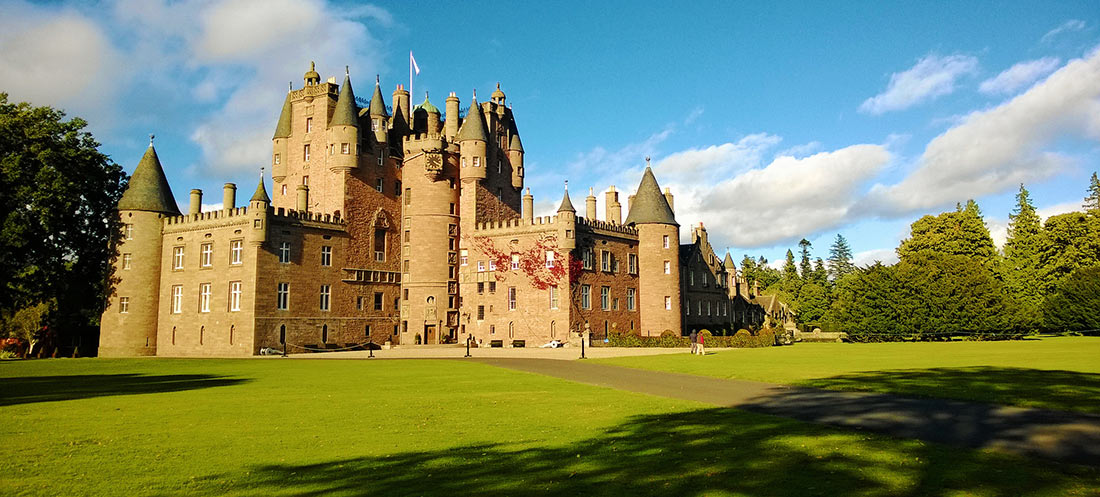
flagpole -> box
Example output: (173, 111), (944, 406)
(409, 51), (413, 111)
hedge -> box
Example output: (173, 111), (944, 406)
(593, 329), (776, 348)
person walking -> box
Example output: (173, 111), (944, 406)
(697, 332), (706, 356)
(689, 330), (698, 354)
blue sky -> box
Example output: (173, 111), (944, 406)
(2, 1), (1099, 267)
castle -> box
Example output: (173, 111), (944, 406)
(99, 63), (772, 357)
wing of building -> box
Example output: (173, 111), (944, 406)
(99, 63), (769, 356)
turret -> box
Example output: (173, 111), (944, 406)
(605, 186), (622, 224)
(249, 173), (270, 246)
(392, 84), (410, 133)
(625, 159), (681, 337)
(189, 189), (202, 216)
(297, 185), (309, 212)
(556, 182), (576, 250)
(303, 61), (320, 86)
(522, 187), (534, 223)
(456, 92), (489, 181)
(490, 82), (506, 106)
(100, 136), (180, 357)
(223, 183), (236, 212)
(413, 92), (441, 135)
(368, 75), (389, 145)
(585, 188), (597, 220)
(328, 68), (359, 172)
(272, 91), (291, 183)
(508, 133), (524, 189)
(445, 92), (460, 140)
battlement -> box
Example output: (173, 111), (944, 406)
(270, 208), (347, 229)
(473, 215), (564, 235)
(403, 132), (445, 143)
(164, 207), (251, 228)
(290, 82), (338, 101)
(576, 217), (638, 236)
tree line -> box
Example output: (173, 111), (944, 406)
(739, 175), (1100, 341)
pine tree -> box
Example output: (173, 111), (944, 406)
(798, 238), (813, 279)
(827, 234), (855, 279)
(1085, 171), (1100, 215)
(813, 257), (828, 285)
(1003, 184), (1043, 331)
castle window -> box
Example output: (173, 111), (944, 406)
(200, 326), (204, 346)
(319, 285), (331, 311)
(229, 281), (242, 311)
(357, 296), (364, 310)
(582, 249), (593, 270)
(122, 253), (132, 270)
(124, 224), (133, 240)
(460, 249), (468, 266)
(201, 243), (213, 267)
(394, 297), (399, 311)
(199, 283), (211, 313)
(171, 326), (176, 345)
(613, 298), (619, 311)
(489, 281), (496, 293)
(404, 230), (410, 243)
(303, 144), (310, 161)
(282, 185), (288, 196)
(707, 301), (712, 316)
(698, 301), (702, 315)
(329, 144), (335, 155)
(306, 117), (313, 133)
(545, 251), (555, 269)
(173, 246), (185, 270)
(601, 286), (610, 311)
(396, 181), (402, 195)
(274, 153), (281, 165)
(686, 299), (691, 316)
(581, 285), (591, 310)
(508, 322), (514, 338)
(374, 229), (386, 262)
(477, 261), (485, 272)
(375, 179), (383, 192)
(689, 270), (694, 286)
(320, 246), (332, 266)
(508, 287), (517, 310)
(462, 157), (467, 168)
(663, 235), (670, 249)
(511, 254), (520, 270)
(665, 296), (672, 310)
(119, 297), (130, 314)
(627, 289), (636, 311)
(372, 119), (379, 131)
(277, 283), (289, 310)
(488, 260), (497, 271)
(374, 292), (383, 311)
(473, 157), (480, 167)
(279, 242), (291, 264)
(450, 203), (455, 214)
(230, 240), (243, 264)
(377, 156), (384, 166)
(365, 324), (371, 337)
(601, 251), (611, 272)
(664, 261), (671, 274)
(171, 285), (183, 314)
(321, 324), (328, 343)
(496, 187), (502, 200)
(477, 282), (484, 294)
(405, 188), (411, 205)
(302, 175), (309, 186)
(341, 143), (350, 154)
(477, 305), (485, 320)
(549, 286), (559, 309)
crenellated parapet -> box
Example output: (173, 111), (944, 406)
(473, 215), (563, 234)
(163, 207), (252, 232)
(576, 217), (639, 237)
(290, 82), (338, 101)
(269, 207), (347, 230)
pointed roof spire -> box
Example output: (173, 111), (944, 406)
(723, 252), (735, 269)
(369, 75), (388, 116)
(624, 160), (677, 226)
(251, 169), (271, 203)
(456, 92), (489, 142)
(557, 180), (576, 213)
(508, 133), (524, 152)
(273, 91), (293, 139)
(330, 71), (358, 127)
(118, 138), (181, 215)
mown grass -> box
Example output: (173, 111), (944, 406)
(1, 357), (1098, 496)
(596, 337), (1100, 414)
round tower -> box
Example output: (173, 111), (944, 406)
(444, 92), (460, 141)
(508, 132), (524, 189)
(248, 174), (270, 246)
(624, 162), (681, 337)
(456, 92), (488, 182)
(328, 68), (360, 173)
(556, 183), (577, 251)
(100, 137), (181, 357)
(368, 76), (389, 145)
(272, 90), (291, 183)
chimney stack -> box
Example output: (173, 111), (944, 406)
(605, 186), (621, 224)
(296, 185), (309, 212)
(223, 183), (237, 212)
(189, 189), (202, 215)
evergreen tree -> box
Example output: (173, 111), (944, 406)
(1084, 171), (1100, 214)
(798, 238), (813, 279)
(782, 249), (800, 290)
(1002, 184), (1044, 331)
(897, 199), (996, 266)
(812, 257), (828, 285)
(827, 233), (855, 279)
(1039, 212), (1100, 293)
(1042, 266), (1100, 331)
(740, 255), (758, 287)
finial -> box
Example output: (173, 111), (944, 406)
(376, 74), (380, 85)
(525, 187), (530, 194)
(564, 179), (569, 190)
(425, 91), (429, 99)
(260, 166), (264, 178)
(496, 82), (501, 90)
(310, 61), (315, 70)
(589, 187), (594, 195)
(345, 65), (349, 75)
(149, 133), (155, 146)
(645, 156), (651, 168)
(288, 81), (292, 91)
(472, 88), (477, 100)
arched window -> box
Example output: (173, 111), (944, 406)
(200, 326), (205, 345)
(322, 324), (328, 344)
(508, 322), (514, 338)
(229, 325), (235, 345)
(550, 321), (556, 338)
(279, 324), (286, 344)
(172, 327), (176, 345)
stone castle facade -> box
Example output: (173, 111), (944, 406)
(99, 63), (769, 357)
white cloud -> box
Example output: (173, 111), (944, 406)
(866, 47), (1100, 214)
(654, 133), (781, 186)
(979, 57), (1061, 95)
(675, 144), (891, 247)
(859, 54), (979, 115)
(853, 248), (898, 267)
(987, 200), (1083, 248)
(1042, 19), (1087, 43)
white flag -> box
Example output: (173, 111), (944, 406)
(410, 52), (420, 75)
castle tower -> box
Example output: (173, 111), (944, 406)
(722, 252), (738, 297)
(271, 91), (291, 183)
(413, 93), (441, 135)
(444, 92), (460, 141)
(248, 174), (270, 246)
(328, 69), (360, 173)
(100, 138), (181, 356)
(508, 132), (524, 189)
(624, 162), (681, 336)
(556, 183), (577, 251)
(368, 76), (389, 145)
(391, 84), (410, 135)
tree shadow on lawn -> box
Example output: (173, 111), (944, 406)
(0, 374), (247, 406)
(798, 366), (1100, 415)
(212, 408), (1098, 497)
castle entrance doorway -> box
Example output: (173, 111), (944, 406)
(424, 325), (437, 344)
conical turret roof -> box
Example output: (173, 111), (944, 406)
(330, 72), (358, 127)
(557, 185), (576, 213)
(250, 175), (270, 203)
(508, 133), (524, 152)
(723, 252), (735, 269)
(415, 93), (440, 114)
(456, 97), (489, 142)
(273, 92), (292, 139)
(118, 143), (181, 215)
(369, 77), (388, 116)
(624, 166), (677, 226)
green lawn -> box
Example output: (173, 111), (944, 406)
(596, 337), (1100, 414)
(1, 357), (1098, 496)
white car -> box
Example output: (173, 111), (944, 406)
(539, 340), (564, 348)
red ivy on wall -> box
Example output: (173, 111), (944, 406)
(466, 234), (582, 290)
